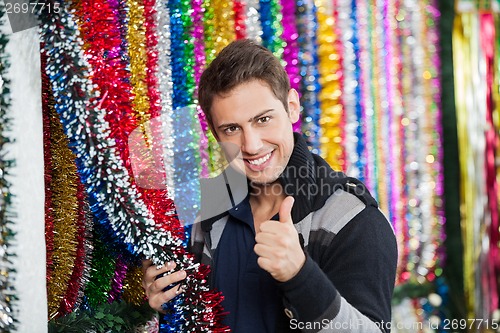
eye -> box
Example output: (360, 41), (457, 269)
(224, 125), (240, 135)
(257, 116), (271, 124)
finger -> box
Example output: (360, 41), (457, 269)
(147, 270), (187, 297)
(145, 261), (175, 283)
(256, 256), (275, 273)
(141, 259), (153, 274)
(279, 196), (294, 224)
(142, 261), (176, 290)
(255, 231), (278, 246)
(149, 283), (186, 312)
(258, 220), (283, 234)
(253, 243), (275, 259)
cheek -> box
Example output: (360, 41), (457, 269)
(281, 129), (295, 151)
(216, 132), (240, 146)
(219, 138), (244, 159)
(276, 139), (294, 160)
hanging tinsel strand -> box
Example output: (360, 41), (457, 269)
(0, 7), (17, 332)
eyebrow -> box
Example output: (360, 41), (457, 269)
(217, 109), (275, 130)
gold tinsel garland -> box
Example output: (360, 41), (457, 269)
(45, 103), (80, 319)
(316, 0), (345, 171)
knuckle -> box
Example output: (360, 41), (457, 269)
(166, 285), (182, 300)
(151, 279), (164, 293)
(257, 256), (266, 267)
(276, 250), (285, 259)
(276, 237), (287, 247)
(148, 297), (160, 311)
(144, 269), (157, 282)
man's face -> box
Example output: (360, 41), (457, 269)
(210, 80), (300, 186)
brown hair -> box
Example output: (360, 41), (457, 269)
(198, 39), (291, 125)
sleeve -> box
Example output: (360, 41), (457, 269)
(277, 205), (398, 333)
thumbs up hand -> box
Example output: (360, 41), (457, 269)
(254, 196), (306, 282)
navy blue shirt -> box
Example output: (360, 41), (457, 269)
(213, 195), (284, 332)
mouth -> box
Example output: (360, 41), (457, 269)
(244, 151), (274, 171)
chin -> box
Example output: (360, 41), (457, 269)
(249, 179), (272, 187)
(248, 173), (281, 187)
(249, 166), (285, 184)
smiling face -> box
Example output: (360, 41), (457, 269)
(210, 80), (300, 186)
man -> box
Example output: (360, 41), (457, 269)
(142, 39), (397, 332)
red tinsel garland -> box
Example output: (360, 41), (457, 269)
(233, 0), (247, 39)
(144, 0), (162, 119)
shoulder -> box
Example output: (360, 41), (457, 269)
(311, 189), (366, 233)
(298, 188), (396, 262)
(305, 189), (397, 276)
(311, 188), (393, 234)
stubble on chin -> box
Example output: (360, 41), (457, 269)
(248, 165), (286, 187)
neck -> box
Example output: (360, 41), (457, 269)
(249, 181), (285, 216)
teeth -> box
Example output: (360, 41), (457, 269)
(248, 152), (272, 166)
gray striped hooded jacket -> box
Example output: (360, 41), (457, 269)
(190, 133), (398, 333)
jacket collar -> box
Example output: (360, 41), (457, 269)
(278, 132), (346, 223)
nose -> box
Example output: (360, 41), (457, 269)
(241, 128), (263, 155)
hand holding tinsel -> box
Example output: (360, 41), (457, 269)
(141, 251), (229, 333)
(142, 260), (188, 312)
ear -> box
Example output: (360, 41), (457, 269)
(287, 88), (300, 123)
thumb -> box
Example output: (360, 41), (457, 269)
(279, 196), (294, 223)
